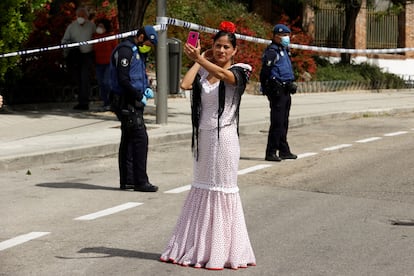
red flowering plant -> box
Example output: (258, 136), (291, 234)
(20, 1), (77, 86)
(93, 0), (119, 32)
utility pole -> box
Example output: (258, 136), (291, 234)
(156, 0), (168, 124)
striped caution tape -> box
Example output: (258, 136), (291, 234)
(1, 16), (413, 58)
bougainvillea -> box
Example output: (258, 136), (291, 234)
(93, 0), (118, 32)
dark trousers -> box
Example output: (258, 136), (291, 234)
(266, 90), (292, 155)
(67, 50), (94, 106)
(119, 122), (149, 187)
(77, 52), (94, 105)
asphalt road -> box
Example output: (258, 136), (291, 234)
(1, 112), (414, 276)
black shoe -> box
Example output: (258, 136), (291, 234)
(265, 153), (282, 162)
(120, 184), (134, 190)
(73, 104), (89, 111)
(279, 152), (298, 160)
(134, 183), (158, 192)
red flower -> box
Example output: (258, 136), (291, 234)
(219, 21), (236, 33)
(102, 0), (110, 8)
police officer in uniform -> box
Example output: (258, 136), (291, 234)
(110, 26), (158, 192)
(260, 24), (297, 162)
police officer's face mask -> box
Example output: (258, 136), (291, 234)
(139, 45), (152, 54)
(280, 36), (290, 47)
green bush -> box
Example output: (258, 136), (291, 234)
(315, 57), (406, 89)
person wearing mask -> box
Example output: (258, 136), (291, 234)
(260, 24), (298, 162)
(62, 7), (96, 111)
(160, 21), (256, 270)
(109, 26), (158, 192)
(93, 18), (118, 111)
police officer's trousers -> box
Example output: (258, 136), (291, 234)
(266, 90), (292, 156)
(119, 120), (149, 187)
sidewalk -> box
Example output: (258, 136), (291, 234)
(1, 89), (414, 172)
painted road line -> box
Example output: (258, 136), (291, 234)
(356, 137), (382, 143)
(238, 164), (272, 175)
(384, 131), (408, 137)
(297, 152), (318, 159)
(0, 232), (50, 251)
(164, 185), (191, 194)
(323, 144), (352, 151)
(74, 202), (143, 220)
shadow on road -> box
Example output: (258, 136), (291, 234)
(36, 182), (119, 191)
(55, 247), (160, 260)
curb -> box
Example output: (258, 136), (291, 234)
(1, 107), (413, 172)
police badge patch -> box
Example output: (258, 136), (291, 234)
(121, 58), (129, 67)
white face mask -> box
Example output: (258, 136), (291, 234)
(96, 27), (105, 34)
(77, 17), (85, 25)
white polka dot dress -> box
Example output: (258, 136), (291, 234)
(160, 65), (256, 270)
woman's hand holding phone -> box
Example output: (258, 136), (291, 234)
(186, 31), (199, 47)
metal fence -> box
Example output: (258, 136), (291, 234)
(313, 5), (399, 49)
(366, 9), (398, 49)
(314, 6), (345, 48)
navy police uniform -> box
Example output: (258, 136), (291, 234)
(260, 24), (297, 162)
(110, 26), (158, 192)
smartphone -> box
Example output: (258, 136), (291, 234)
(186, 31), (199, 47)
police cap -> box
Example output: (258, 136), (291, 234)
(144, 25), (158, 46)
(273, 24), (291, 34)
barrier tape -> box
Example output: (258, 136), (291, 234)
(1, 16), (414, 58)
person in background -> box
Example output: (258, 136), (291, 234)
(62, 7), (96, 111)
(109, 26), (158, 192)
(93, 18), (118, 111)
(260, 23), (297, 162)
(160, 21), (256, 270)
(0, 95), (3, 108)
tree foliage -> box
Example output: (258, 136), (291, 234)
(0, 0), (47, 83)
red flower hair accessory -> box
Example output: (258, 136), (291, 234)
(219, 21), (236, 33)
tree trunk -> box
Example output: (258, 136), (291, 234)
(251, 0), (273, 22)
(116, 0), (151, 33)
(341, 0), (361, 64)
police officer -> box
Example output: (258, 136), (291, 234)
(260, 24), (297, 162)
(110, 25), (158, 192)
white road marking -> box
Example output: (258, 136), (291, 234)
(323, 144), (353, 151)
(74, 202), (142, 220)
(0, 232), (50, 251)
(238, 164), (272, 175)
(384, 131), (408, 137)
(164, 185), (191, 194)
(164, 164), (273, 194)
(297, 152), (318, 159)
(356, 137), (382, 143)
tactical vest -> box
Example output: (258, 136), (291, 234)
(268, 44), (295, 82)
(110, 39), (148, 96)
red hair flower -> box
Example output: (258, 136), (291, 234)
(219, 21), (236, 33)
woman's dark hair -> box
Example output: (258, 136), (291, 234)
(213, 31), (237, 48)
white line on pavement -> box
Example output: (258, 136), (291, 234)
(297, 152), (318, 159)
(164, 185), (191, 194)
(74, 202), (143, 220)
(238, 164), (272, 175)
(323, 144), (353, 151)
(0, 232), (50, 251)
(384, 131), (408, 137)
(356, 137), (382, 143)
(164, 164), (274, 194)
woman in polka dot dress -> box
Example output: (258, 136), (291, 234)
(160, 21), (256, 270)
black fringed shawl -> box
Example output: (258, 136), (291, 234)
(191, 65), (252, 159)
